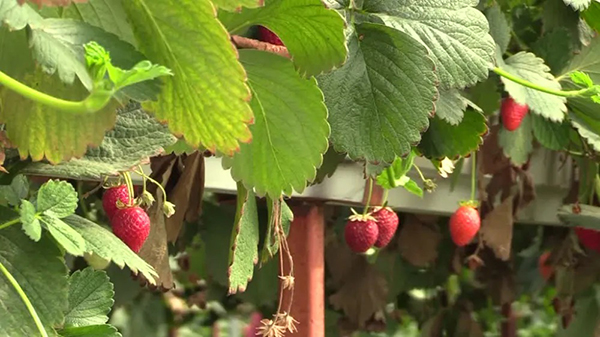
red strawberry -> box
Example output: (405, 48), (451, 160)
(372, 207), (399, 248)
(257, 26), (284, 46)
(501, 96), (529, 131)
(344, 214), (378, 253)
(538, 251), (554, 280)
(449, 205), (480, 246)
(102, 185), (131, 220)
(575, 227), (600, 252)
(111, 206), (150, 253)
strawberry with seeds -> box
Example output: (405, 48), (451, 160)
(111, 206), (150, 253)
(501, 96), (529, 131)
(371, 207), (399, 248)
(449, 205), (480, 246)
(344, 213), (379, 253)
(102, 185), (131, 220)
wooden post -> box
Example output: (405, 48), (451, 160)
(281, 204), (325, 337)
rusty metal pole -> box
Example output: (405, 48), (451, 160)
(281, 204), (325, 337)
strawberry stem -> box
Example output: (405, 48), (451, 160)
(470, 151), (477, 202)
(493, 67), (592, 98)
(382, 189), (389, 205)
(363, 178), (373, 215)
(134, 169), (168, 204)
(122, 171), (135, 206)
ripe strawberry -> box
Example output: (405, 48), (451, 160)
(371, 207), (399, 248)
(111, 206), (150, 253)
(449, 205), (480, 246)
(257, 26), (284, 46)
(538, 251), (554, 280)
(102, 185), (131, 220)
(575, 227), (600, 252)
(344, 214), (378, 253)
(501, 96), (529, 131)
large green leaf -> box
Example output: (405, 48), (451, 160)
(364, 0), (495, 89)
(558, 36), (600, 83)
(228, 184), (259, 294)
(41, 215), (87, 256)
(24, 102), (177, 180)
(319, 23), (437, 163)
(435, 89), (470, 125)
(0, 71), (117, 164)
(497, 50), (567, 122)
(64, 268), (114, 327)
(418, 111), (487, 159)
(60, 324), (122, 337)
(63, 215), (158, 284)
(485, 4), (511, 55)
(582, 2), (600, 33)
(531, 114), (570, 151)
(0, 226), (68, 336)
(498, 113), (533, 166)
(211, 0), (262, 11)
(122, 0), (253, 155)
(219, 0), (346, 77)
(532, 28), (573, 75)
(226, 50), (329, 197)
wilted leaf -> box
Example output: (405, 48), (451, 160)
(481, 196), (514, 261)
(137, 197), (173, 289)
(228, 183), (260, 294)
(397, 215), (441, 267)
(329, 258), (388, 328)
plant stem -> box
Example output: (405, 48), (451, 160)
(363, 178), (373, 215)
(122, 172), (135, 206)
(413, 164), (426, 182)
(0, 261), (48, 337)
(492, 67), (591, 98)
(382, 189), (389, 205)
(0, 71), (89, 113)
(0, 218), (21, 230)
(470, 152), (477, 202)
(134, 170), (168, 203)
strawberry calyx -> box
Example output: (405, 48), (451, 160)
(348, 212), (377, 223)
(459, 199), (479, 209)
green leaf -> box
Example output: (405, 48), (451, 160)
(466, 75), (501, 116)
(485, 4), (511, 55)
(41, 214), (88, 256)
(201, 202), (235, 286)
(122, 0), (253, 155)
(62, 215), (158, 284)
(570, 71), (595, 88)
(558, 204), (600, 230)
(319, 23), (437, 163)
(228, 183), (259, 294)
(19, 200), (42, 241)
(59, 0), (137, 46)
(496, 50), (567, 122)
(0, 70), (117, 164)
(562, 0), (592, 11)
(364, 0), (496, 89)
(23, 102), (177, 180)
(227, 50), (329, 197)
(211, 0), (262, 11)
(582, 1), (600, 33)
(0, 174), (29, 206)
(531, 114), (570, 150)
(532, 28), (574, 75)
(570, 103), (600, 152)
(376, 151), (415, 189)
(0, 225), (68, 336)
(498, 113), (533, 166)
(312, 147), (346, 185)
(64, 268), (114, 327)
(238, 257), (279, 307)
(403, 179), (423, 198)
(219, 0), (347, 77)
(37, 180), (78, 218)
(261, 197), (293, 263)
(0, 0), (43, 30)
(435, 89), (470, 125)
(59, 324), (121, 337)
(418, 111), (487, 159)
(559, 36), (600, 83)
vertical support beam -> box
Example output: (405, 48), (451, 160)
(281, 204), (325, 337)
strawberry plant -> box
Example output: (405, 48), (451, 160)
(2, 0), (600, 336)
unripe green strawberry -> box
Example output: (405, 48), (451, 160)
(102, 185), (131, 220)
(372, 207), (399, 248)
(449, 205), (480, 246)
(501, 97), (529, 131)
(111, 206), (150, 253)
(344, 214), (378, 253)
(257, 26), (284, 46)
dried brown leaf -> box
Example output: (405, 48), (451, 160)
(479, 126), (510, 175)
(481, 196), (514, 261)
(329, 258), (388, 328)
(137, 195), (174, 289)
(325, 239), (358, 287)
(397, 215), (441, 267)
